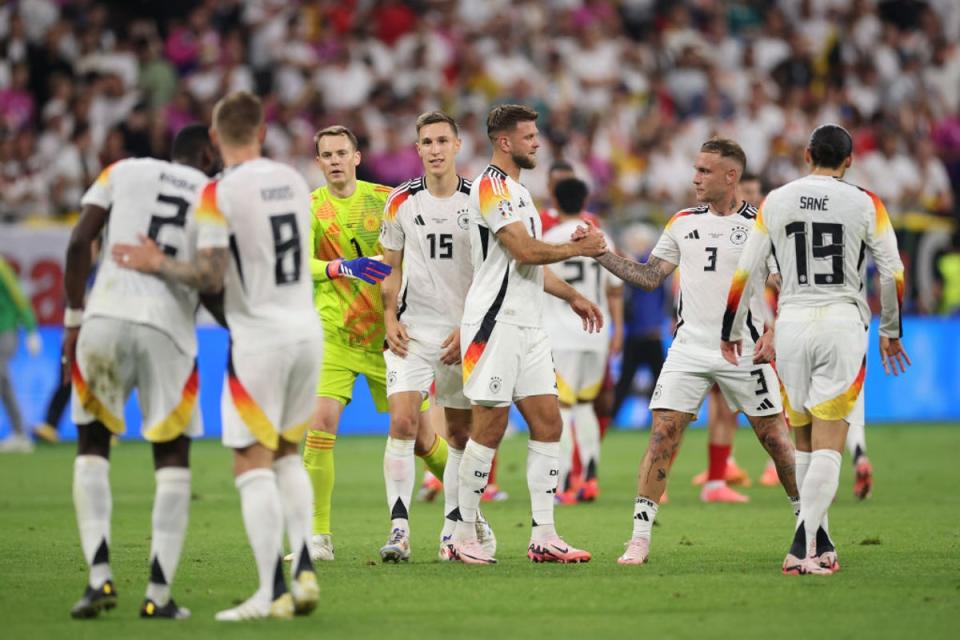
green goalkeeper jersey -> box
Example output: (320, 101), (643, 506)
(310, 180), (393, 352)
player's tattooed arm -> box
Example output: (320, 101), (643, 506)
(112, 235), (227, 293)
(596, 254), (675, 291)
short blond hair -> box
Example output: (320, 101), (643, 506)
(314, 125), (358, 154)
(212, 92), (263, 146)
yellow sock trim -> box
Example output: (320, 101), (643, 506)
(304, 430), (336, 535)
(419, 434), (448, 479)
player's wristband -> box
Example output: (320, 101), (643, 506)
(64, 308), (84, 329)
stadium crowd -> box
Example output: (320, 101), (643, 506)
(1, 0), (959, 311)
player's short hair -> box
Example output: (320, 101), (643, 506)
(740, 172), (760, 183)
(808, 124), (853, 169)
(486, 104), (539, 141)
(554, 177), (589, 215)
(171, 123), (211, 162)
(548, 160), (574, 176)
(700, 137), (747, 172)
(415, 111), (458, 137)
(212, 92), (263, 146)
(314, 125), (358, 154)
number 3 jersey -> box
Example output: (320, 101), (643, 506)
(652, 202), (773, 352)
(81, 158), (207, 356)
(379, 176), (474, 345)
(723, 175), (904, 342)
(196, 158), (320, 349)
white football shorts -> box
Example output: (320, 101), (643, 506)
(649, 343), (783, 417)
(383, 338), (470, 410)
(71, 316), (202, 442)
(774, 302), (867, 427)
(461, 322), (557, 407)
(553, 348), (608, 405)
(221, 336), (321, 450)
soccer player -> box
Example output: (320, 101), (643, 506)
(379, 111), (497, 562)
(721, 124), (910, 575)
(453, 104), (606, 564)
(579, 138), (800, 566)
(116, 93), (321, 618)
(63, 124), (218, 619)
(302, 125), (447, 562)
(542, 177), (623, 504)
(0, 256), (41, 453)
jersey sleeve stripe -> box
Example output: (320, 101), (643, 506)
(866, 189), (893, 235)
(385, 186), (411, 221)
(196, 180), (226, 225)
(664, 208), (701, 230)
(478, 174), (511, 220)
(94, 161), (119, 186)
(754, 205), (768, 234)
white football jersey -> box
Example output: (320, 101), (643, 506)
(196, 158), (320, 349)
(652, 202), (773, 352)
(542, 217), (621, 353)
(380, 176), (474, 345)
(722, 175), (904, 341)
(462, 164), (543, 328)
(81, 158), (207, 355)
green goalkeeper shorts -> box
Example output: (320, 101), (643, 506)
(317, 341), (429, 413)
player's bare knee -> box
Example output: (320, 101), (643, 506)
(76, 422), (111, 459)
(390, 411), (418, 440)
(153, 435), (190, 469)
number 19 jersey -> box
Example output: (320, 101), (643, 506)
(196, 158), (319, 349)
(379, 176), (474, 345)
(81, 158), (207, 356)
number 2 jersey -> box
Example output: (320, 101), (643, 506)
(462, 164), (544, 328)
(379, 176), (474, 345)
(722, 175), (904, 342)
(196, 158), (320, 350)
(81, 158), (207, 356)
(652, 202), (773, 352)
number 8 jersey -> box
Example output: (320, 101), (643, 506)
(81, 158), (208, 356)
(196, 158), (320, 349)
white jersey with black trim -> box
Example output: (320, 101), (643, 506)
(542, 217), (621, 352)
(462, 164), (544, 328)
(81, 157), (207, 355)
(652, 201), (773, 352)
(195, 157), (320, 349)
(722, 175), (904, 342)
(380, 176), (474, 345)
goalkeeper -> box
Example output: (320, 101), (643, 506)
(298, 126), (447, 562)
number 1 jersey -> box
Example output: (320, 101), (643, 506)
(81, 158), (207, 356)
(196, 158), (319, 350)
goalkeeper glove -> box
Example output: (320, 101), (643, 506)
(326, 256), (392, 285)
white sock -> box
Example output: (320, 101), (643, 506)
(441, 447), (463, 539)
(236, 469), (284, 603)
(797, 449), (842, 555)
(558, 407), (574, 491)
(846, 421), (867, 463)
(274, 454), (314, 578)
(74, 455), (112, 588)
(383, 437), (415, 532)
(632, 497), (659, 539)
(455, 439), (496, 542)
(528, 439), (560, 542)
(145, 467), (190, 605)
(795, 450), (828, 533)
(572, 402), (600, 481)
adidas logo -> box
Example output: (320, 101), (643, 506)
(684, 229), (700, 240)
(635, 512), (650, 521)
(756, 398), (775, 412)
(414, 214), (426, 226)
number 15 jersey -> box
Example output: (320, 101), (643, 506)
(196, 158), (320, 350)
(379, 176), (474, 345)
(81, 158), (207, 356)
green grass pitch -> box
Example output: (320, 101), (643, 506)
(1, 424), (958, 639)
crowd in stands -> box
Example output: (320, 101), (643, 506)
(1, 0), (959, 312)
